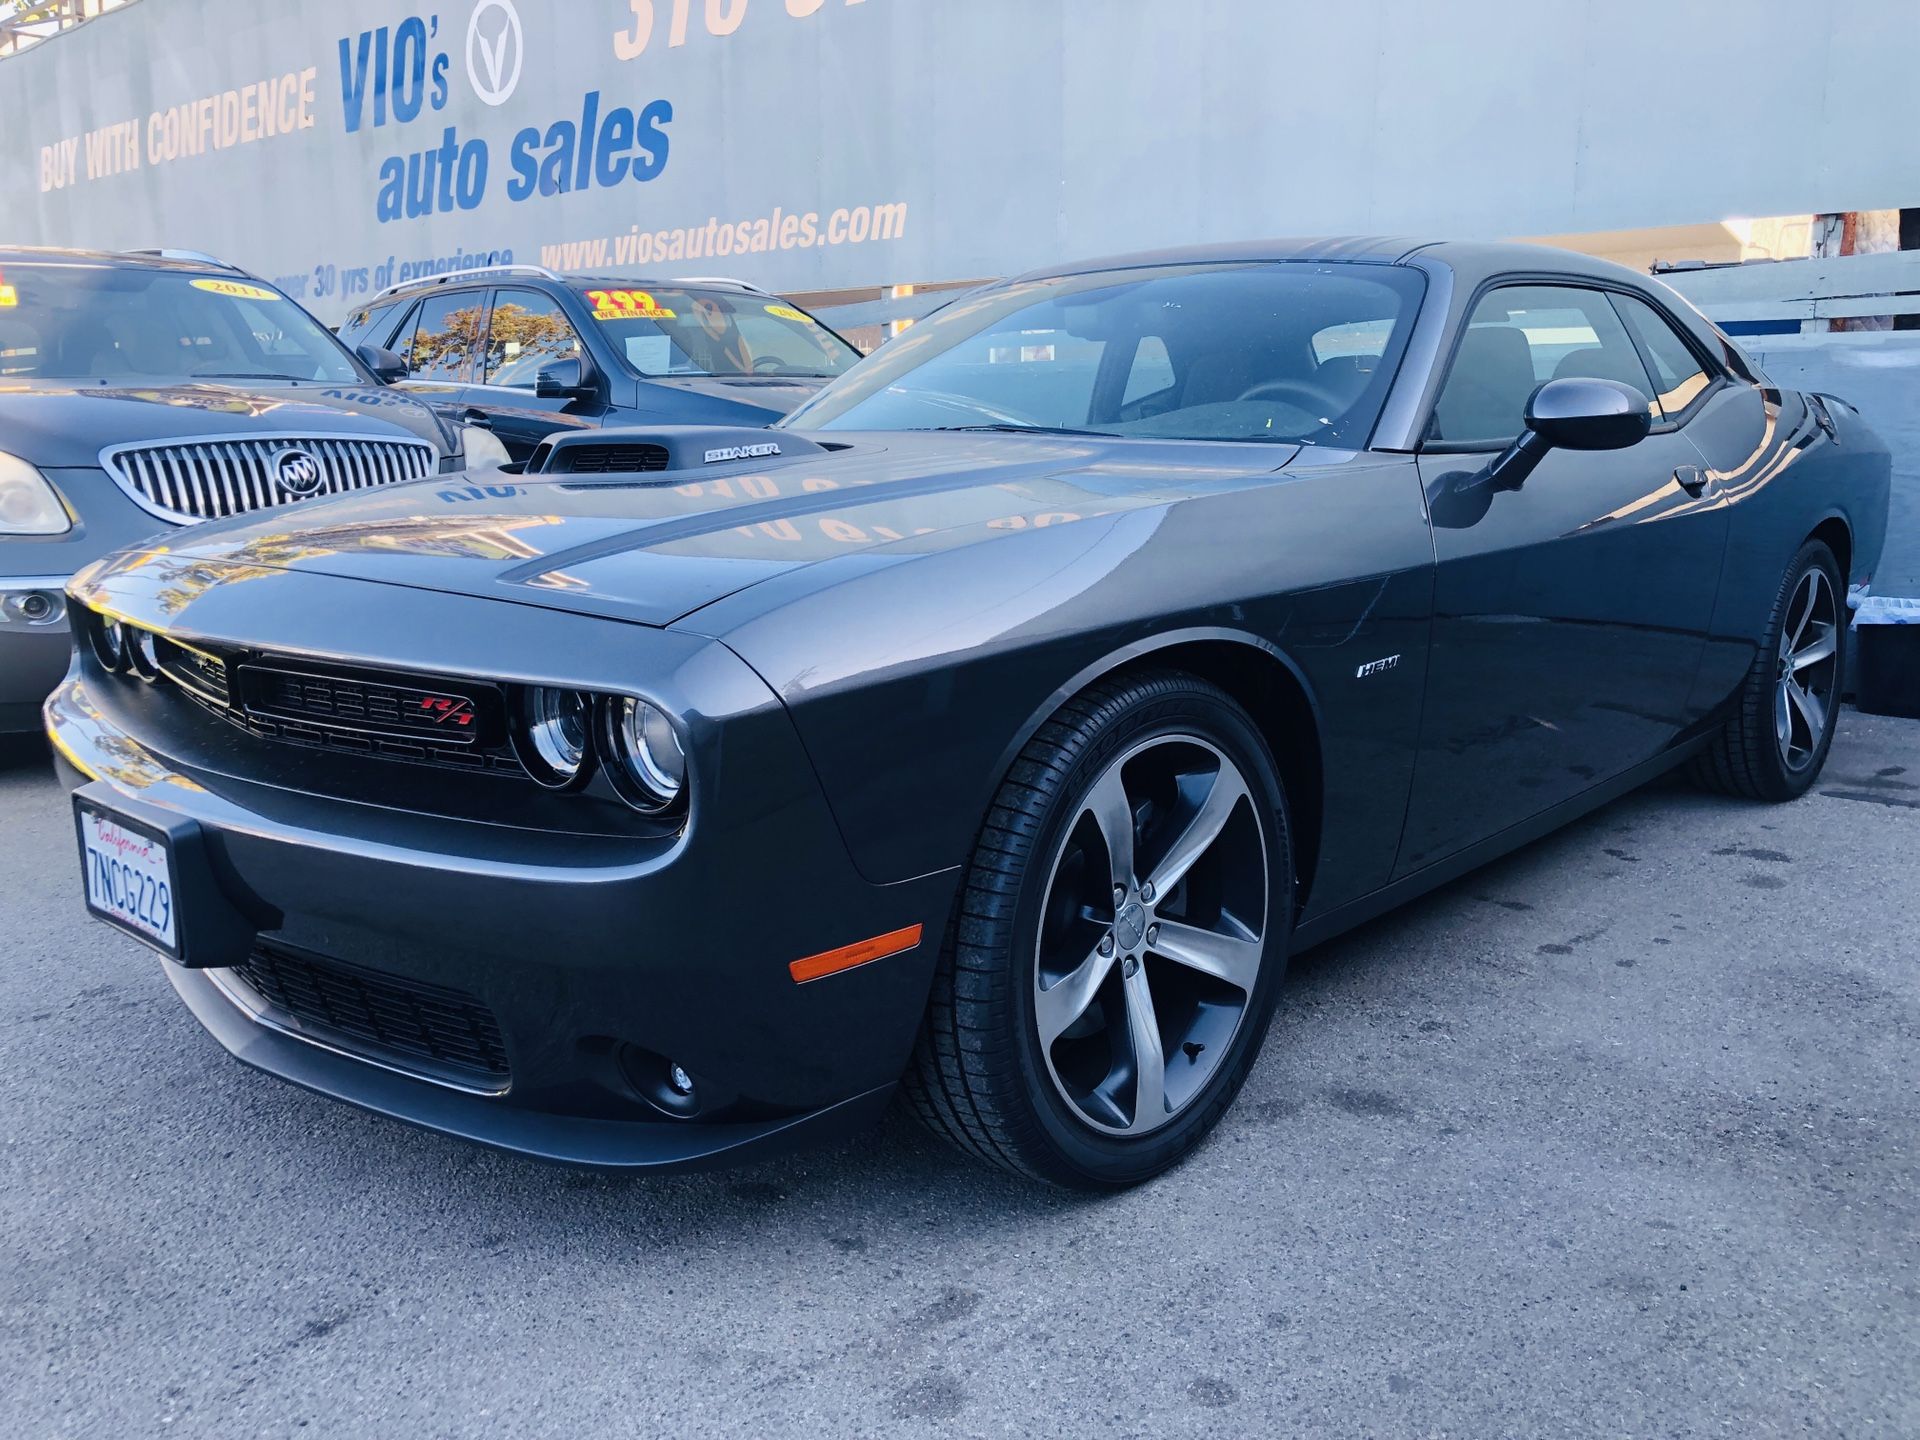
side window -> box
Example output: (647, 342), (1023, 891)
(1121, 336), (1175, 406)
(1612, 292), (1714, 419)
(337, 300), (399, 349)
(1430, 284), (1653, 446)
(406, 291), (485, 382)
(483, 288), (583, 389)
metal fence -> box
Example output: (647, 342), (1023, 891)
(0, 0), (136, 59)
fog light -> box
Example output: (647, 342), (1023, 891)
(91, 616), (127, 671)
(513, 685), (593, 788)
(19, 592), (50, 621)
(128, 626), (161, 682)
(668, 1063), (695, 1097)
(602, 696), (687, 813)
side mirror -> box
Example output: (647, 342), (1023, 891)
(535, 357), (596, 399)
(1526, 377), (1653, 451)
(357, 344), (409, 384)
(1486, 377), (1653, 492)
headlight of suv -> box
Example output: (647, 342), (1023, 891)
(460, 424), (511, 469)
(0, 451), (72, 535)
(602, 696), (687, 813)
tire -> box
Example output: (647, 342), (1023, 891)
(1690, 538), (1846, 802)
(902, 670), (1293, 1188)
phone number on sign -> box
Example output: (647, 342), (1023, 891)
(612, 0), (869, 60)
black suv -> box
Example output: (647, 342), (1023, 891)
(0, 246), (477, 733)
(337, 266), (863, 462)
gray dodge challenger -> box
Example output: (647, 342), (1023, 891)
(46, 238), (1889, 1187)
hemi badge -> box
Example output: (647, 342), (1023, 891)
(704, 441), (782, 465)
(789, 924), (924, 984)
(1355, 654), (1401, 679)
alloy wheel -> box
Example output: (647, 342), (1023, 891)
(1032, 734), (1268, 1136)
(1775, 566), (1839, 772)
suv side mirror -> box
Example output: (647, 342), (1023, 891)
(1486, 377), (1653, 492)
(357, 344), (409, 384)
(535, 357), (596, 399)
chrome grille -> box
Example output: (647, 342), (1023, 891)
(101, 434), (437, 523)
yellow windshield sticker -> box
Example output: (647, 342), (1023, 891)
(586, 288), (675, 321)
(0, 284), (15, 308)
(190, 278), (280, 301)
(765, 304), (813, 323)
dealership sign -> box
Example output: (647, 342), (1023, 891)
(6, 0), (1919, 321)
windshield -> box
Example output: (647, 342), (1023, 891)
(579, 285), (861, 380)
(781, 261), (1426, 447)
(0, 263), (362, 384)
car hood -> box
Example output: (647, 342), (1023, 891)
(79, 431), (1301, 628)
(0, 380), (453, 466)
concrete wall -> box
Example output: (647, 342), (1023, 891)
(5, 0), (1920, 321)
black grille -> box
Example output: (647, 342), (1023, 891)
(547, 443), (671, 474)
(231, 944), (511, 1087)
(239, 664), (494, 745)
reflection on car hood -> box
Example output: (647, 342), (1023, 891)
(78, 431), (1300, 628)
(644, 372), (832, 419)
(0, 380), (452, 466)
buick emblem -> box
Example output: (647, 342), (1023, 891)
(271, 447), (325, 497)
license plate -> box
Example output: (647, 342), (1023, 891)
(76, 801), (180, 959)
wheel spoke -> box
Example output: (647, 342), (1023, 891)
(1035, 940), (1116, 1047)
(1121, 960), (1166, 1132)
(1082, 766), (1137, 893)
(1786, 572), (1816, 652)
(1774, 680), (1793, 753)
(1148, 917), (1263, 994)
(1145, 765), (1249, 898)
(1790, 625), (1836, 672)
(1786, 677), (1826, 750)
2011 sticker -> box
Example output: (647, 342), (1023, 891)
(765, 304), (814, 324)
(190, 278), (281, 302)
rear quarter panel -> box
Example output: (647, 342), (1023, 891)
(1687, 384), (1891, 714)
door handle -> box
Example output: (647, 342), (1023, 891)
(1674, 464), (1712, 497)
(461, 407), (494, 426)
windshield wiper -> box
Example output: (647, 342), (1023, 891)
(190, 371), (309, 382)
(933, 423), (1120, 437)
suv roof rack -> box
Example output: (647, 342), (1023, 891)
(371, 263), (564, 304)
(125, 248), (245, 273)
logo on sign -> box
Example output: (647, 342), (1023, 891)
(271, 447), (325, 497)
(704, 442), (783, 465)
(467, 0), (524, 108)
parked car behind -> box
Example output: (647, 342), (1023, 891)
(337, 266), (863, 462)
(0, 247), (481, 733)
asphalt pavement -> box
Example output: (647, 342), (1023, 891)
(1, 713), (1915, 1438)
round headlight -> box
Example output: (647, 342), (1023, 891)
(604, 697), (686, 813)
(91, 616), (127, 672)
(128, 626), (161, 682)
(515, 686), (593, 788)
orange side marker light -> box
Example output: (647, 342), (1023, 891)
(789, 924), (923, 984)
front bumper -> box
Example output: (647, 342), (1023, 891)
(46, 611), (958, 1169)
(0, 575), (71, 731)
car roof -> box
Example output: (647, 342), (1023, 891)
(0, 245), (242, 275)
(1010, 236), (1658, 290)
